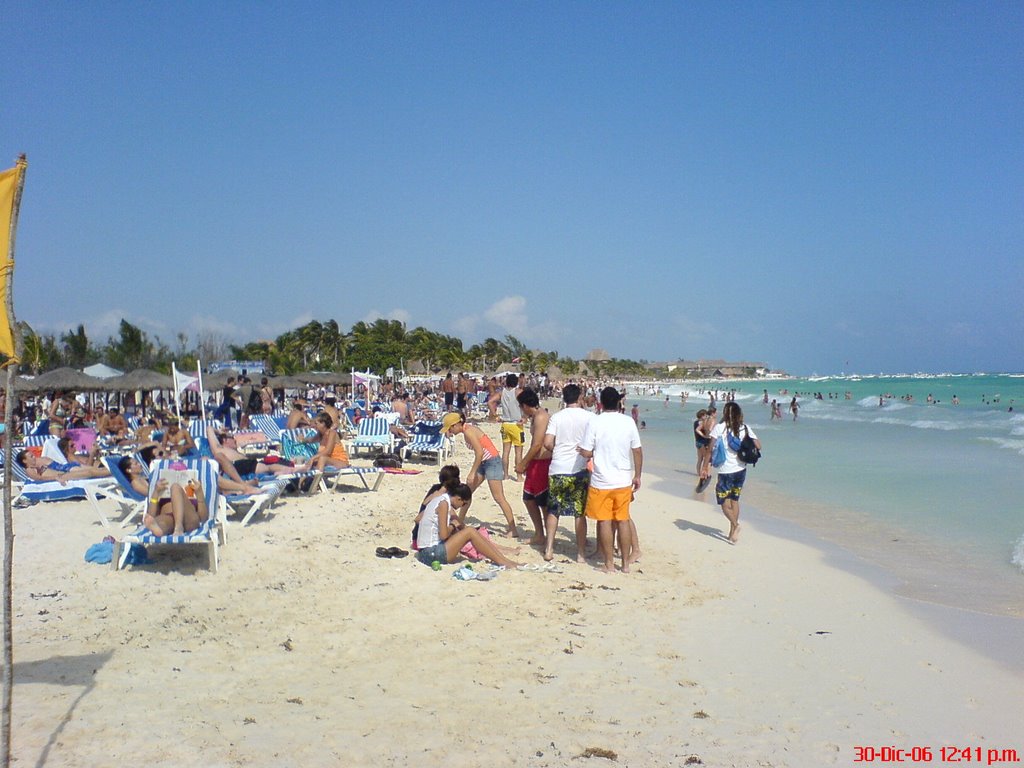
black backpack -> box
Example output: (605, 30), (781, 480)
(247, 386), (262, 413)
(737, 426), (761, 466)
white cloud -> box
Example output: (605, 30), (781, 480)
(39, 309), (171, 342)
(452, 315), (479, 337)
(484, 296), (529, 336)
(188, 315), (245, 338)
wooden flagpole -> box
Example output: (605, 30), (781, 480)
(2, 154), (28, 768)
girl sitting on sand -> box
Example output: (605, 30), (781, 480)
(415, 484), (521, 569)
(412, 465), (463, 547)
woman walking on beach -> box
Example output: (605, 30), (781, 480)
(709, 402), (760, 544)
(440, 412), (520, 538)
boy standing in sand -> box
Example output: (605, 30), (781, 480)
(578, 387), (643, 573)
(515, 387), (551, 547)
(499, 374), (525, 482)
(542, 383), (593, 563)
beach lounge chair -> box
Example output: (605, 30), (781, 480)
(402, 421), (451, 466)
(349, 417), (394, 457)
(5, 448), (117, 529)
(249, 414), (282, 446)
(100, 454), (148, 528)
(319, 465), (386, 493)
(223, 478), (288, 526)
(113, 457), (226, 572)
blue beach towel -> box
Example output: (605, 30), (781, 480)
(84, 541), (151, 566)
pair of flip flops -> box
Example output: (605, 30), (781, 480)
(375, 546), (409, 559)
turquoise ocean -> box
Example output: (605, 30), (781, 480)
(625, 374), (1024, 618)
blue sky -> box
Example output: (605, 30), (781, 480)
(3, 2), (1022, 375)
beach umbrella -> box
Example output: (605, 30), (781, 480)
(267, 375), (305, 389)
(82, 362), (123, 379)
(300, 371), (349, 386)
(17, 367), (107, 392)
(103, 368), (174, 391)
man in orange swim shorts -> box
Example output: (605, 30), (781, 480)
(578, 387), (643, 574)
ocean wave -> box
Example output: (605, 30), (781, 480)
(856, 396), (911, 410)
(870, 417), (963, 431)
(978, 437), (1024, 456)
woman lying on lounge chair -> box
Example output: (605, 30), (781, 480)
(295, 413), (351, 471)
(144, 476), (209, 536)
(120, 454), (263, 499)
(415, 483), (520, 569)
(16, 450), (111, 482)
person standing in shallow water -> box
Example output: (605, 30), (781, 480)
(708, 401), (761, 544)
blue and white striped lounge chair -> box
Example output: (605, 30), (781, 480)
(5, 448), (117, 528)
(320, 465), (386, 492)
(402, 421), (451, 466)
(113, 457), (225, 572)
(249, 414), (282, 445)
(101, 454), (148, 528)
(225, 478), (288, 526)
(188, 418), (223, 441)
(349, 417), (394, 457)
(275, 427), (384, 492)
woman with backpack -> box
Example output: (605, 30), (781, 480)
(708, 401), (761, 544)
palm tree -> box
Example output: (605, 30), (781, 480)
(60, 324), (93, 367)
(558, 356), (579, 376)
(20, 324), (48, 375)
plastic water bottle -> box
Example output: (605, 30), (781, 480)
(431, 560), (441, 571)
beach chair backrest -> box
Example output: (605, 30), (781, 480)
(102, 455), (146, 502)
(249, 414), (281, 442)
(188, 418), (223, 440)
(357, 418), (390, 438)
(5, 450), (33, 484)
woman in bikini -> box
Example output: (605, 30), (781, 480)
(16, 450), (111, 482)
(161, 418), (197, 457)
(440, 412), (519, 538)
(143, 474), (209, 536)
(296, 412), (350, 471)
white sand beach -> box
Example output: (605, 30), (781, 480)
(8, 423), (1023, 767)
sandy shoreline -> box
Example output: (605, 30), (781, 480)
(8, 421), (1023, 766)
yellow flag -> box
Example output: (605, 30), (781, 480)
(0, 162), (24, 358)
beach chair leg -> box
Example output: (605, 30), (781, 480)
(209, 539), (219, 573)
(87, 488), (114, 531)
(370, 471), (384, 491)
(110, 541), (121, 572)
(239, 494), (269, 526)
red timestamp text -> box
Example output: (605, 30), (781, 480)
(853, 745), (1020, 764)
